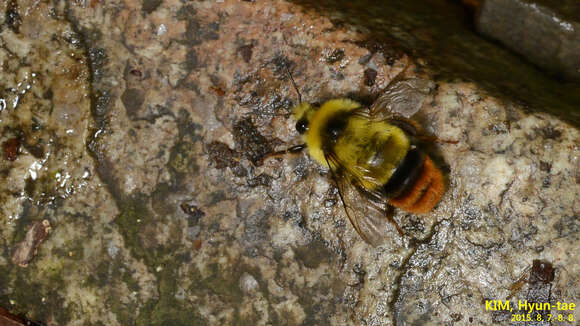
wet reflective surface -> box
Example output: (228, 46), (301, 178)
(0, 1), (578, 325)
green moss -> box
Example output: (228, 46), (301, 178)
(12, 204), (34, 244)
(44, 265), (65, 286)
(114, 196), (156, 264)
(0, 265), (14, 307)
(85, 259), (111, 288)
(204, 274), (242, 302)
(116, 197), (186, 261)
(137, 268), (205, 326)
(9, 271), (72, 325)
(51, 238), (85, 261)
(121, 268), (141, 293)
(110, 299), (138, 326)
(113, 195), (207, 324)
(186, 262), (244, 305)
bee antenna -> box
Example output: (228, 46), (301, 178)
(285, 65), (302, 104)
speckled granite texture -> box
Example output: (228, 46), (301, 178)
(0, 1), (578, 325)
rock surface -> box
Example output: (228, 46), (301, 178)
(476, 0), (580, 82)
(0, 1), (578, 325)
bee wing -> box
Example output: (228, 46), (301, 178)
(325, 153), (394, 247)
(369, 77), (434, 120)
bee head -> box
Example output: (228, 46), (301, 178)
(292, 102), (318, 134)
(295, 118), (309, 134)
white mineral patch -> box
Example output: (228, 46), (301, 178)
(239, 272), (259, 293)
(271, 221), (309, 248)
(157, 24), (167, 36)
(107, 242), (120, 258)
(482, 155), (514, 202)
(174, 285), (186, 300)
(312, 176), (330, 196)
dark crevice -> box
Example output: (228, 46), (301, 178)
(6, 0), (22, 33)
(389, 218), (448, 326)
(63, 3), (124, 204)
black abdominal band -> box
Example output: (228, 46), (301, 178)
(382, 147), (426, 198)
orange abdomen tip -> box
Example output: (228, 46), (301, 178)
(388, 156), (444, 214)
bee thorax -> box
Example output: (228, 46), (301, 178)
(326, 120), (346, 141)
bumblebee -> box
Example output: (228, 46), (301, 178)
(265, 72), (447, 246)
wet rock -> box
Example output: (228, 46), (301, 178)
(0, 1), (577, 325)
(206, 141), (239, 169)
(323, 48), (345, 64)
(232, 118), (272, 166)
(247, 173), (273, 187)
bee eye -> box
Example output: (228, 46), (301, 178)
(296, 119), (309, 134)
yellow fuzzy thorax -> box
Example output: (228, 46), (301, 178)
(293, 99), (410, 189)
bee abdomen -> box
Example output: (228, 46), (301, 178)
(383, 148), (425, 198)
(388, 155), (444, 214)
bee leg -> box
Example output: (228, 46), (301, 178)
(418, 135), (458, 145)
(258, 144), (306, 165)
(385, 204), (404, 236)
